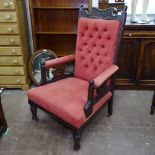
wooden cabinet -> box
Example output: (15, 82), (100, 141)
(116, 21), (155, 89)
(29, 0), (92, 56)
(139, 40), (155, 82)
(0, 0), (31, 90)
(117, 38), (139, 83)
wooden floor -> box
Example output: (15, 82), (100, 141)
(0, 89), (155, 155)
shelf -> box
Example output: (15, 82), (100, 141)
(33, 9), (78, 32)
(36, 34), (76, 56)
(32, 0), (88, 8)
(35, 32), (77, 35)
(33, 6), (88, 9)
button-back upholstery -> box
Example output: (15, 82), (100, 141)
(74, 17), (120, 81)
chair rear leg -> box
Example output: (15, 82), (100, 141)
(29, 101), (39, 121)
(108, 96), (113, 116)
(150, 91), (155, 115)
(0, 122), (7, 136)
(73, 129), (81, 150)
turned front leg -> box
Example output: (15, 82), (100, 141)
(73, 129), (81, 150)
(29, 101), (39, 121)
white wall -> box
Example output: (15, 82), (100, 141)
(93, 0), (155, 14)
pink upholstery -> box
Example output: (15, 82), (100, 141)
(45, 54), (75, 69)
(74, 17), (120, 81)
(27, 77), (112, 128)
(94, 65), (119, 88)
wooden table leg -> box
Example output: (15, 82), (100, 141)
(150, 91), (155, 115)
(0, 88), (7, 136)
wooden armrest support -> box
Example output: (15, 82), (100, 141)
(84, 65), (118, 118)
(84, 80), (95, 118)
(94, 65), (119, 88)
(45, 54), (75, 69)
(39, 59), (74, 86)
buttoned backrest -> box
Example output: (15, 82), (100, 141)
(74, 17), (120, 81)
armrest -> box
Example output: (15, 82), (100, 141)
(45, 54), (75, 69)
(84, 65), (118, 118)
(94, 65), (119, 88)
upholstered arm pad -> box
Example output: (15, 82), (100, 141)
(45, 54), (75, 69)
(94, 65), (119, 88)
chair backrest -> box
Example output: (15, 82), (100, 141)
(74, 6), (127, 81)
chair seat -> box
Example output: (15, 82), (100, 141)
(28, 77), (112, 128)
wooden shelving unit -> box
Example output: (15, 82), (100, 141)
(29, 0), (92, 56)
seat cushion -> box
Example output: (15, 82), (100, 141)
(27, 77), (112, 128)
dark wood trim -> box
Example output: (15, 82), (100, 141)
(29, 100), (39, 121)
(40, 61), (47, 84)
(73, 129), (81, 150)
(84, 80), (95, 118)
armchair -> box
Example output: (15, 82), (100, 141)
(27, 6), (127, 150)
